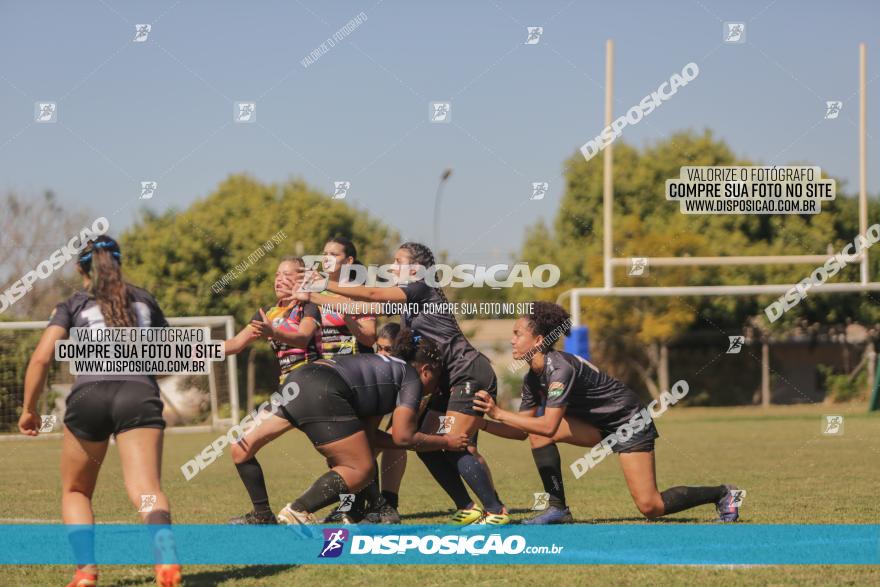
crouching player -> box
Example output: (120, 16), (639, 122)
(473, 302), (741, 525)
(228, 332), (468, 525)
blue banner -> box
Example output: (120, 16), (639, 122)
(1, 524), (878, 565)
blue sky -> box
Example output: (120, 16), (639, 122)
(1, 0), (878, 265)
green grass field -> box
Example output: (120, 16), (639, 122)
(1, 404), (878, 586)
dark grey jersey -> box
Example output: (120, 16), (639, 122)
(399, 280), (487, 388)
(319, 353), (423, 417)
(521, 350), (646, 433)
(48, 286), (168, 391)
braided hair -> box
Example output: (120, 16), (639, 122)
(398, 241), (451, 303)
(77, 236), (136, 327)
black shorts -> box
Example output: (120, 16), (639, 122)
(609, 420), (660, 454)
(428, 354), (498, 417)
(64, 380), (165, 442)
(277, 364), (363, 446)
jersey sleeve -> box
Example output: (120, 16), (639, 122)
(302, 302), (322, 324)
(47, 300), (73, 330)
(544, 359), (576, 409)
(148, 294), (169, 327)
(396, 366), (423, 411)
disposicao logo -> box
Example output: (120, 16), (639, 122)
(319, 528), (349, 558)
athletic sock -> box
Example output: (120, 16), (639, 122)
(417, 450), (473, 510)
(67, 527), (96, 567)
(235, 458), (272, 513)
(381, 490), (399, 509)
(445, 450), (503, 513)
(531, 444), (566, 508)
(660, 485), (727, 515)
(292, 470), (350, 513)
(353, 463), (381, 515)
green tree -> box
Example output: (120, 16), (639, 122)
(516, 130), (880, 398)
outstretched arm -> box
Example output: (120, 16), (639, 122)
(372, 406), (468, 451)
(324, 280), (408, 304)
(224, 325), (260, 355)
(20, 325), (67, 436)
(473, 391), (566, 437)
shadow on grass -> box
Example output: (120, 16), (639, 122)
(584, 516), (703, 523)
(112, 565), (297, 586)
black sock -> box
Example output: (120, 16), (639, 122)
(532, 444), (566, 508)
(445, 450), (503, 513)
(353, 463), (381, 515)
(235, 458), (271, 513)
(292, 470), (350, 513)
(417, 450), (473, 510)
(660, 486), (726, 515)
(381, 490), (399, 509)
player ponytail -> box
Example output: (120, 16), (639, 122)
(391, 328), (442, 371)
(398, 241), (451, 303)
(78, 235), (136, 327)
(522, 301), (571, 352)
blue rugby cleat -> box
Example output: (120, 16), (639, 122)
(715, 484), (742, 523)
(521, 505), (574, 525)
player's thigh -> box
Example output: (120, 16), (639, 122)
(446, 410), (482, 437)
(618, 450), (661, 503)
(419, 409), (444, 435)
(60, 427), (108, 494)
(115, 427), (164, 491)
(553, 414), (603, 447)
(232, 412), (295, 461)
(316, 430), (375, 475)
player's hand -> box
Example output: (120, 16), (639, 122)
(276, 276), (298, 303)
(18, 410), (41, 436)
(472, 391), (498, 419)
(249, 309), (275, 339)
(444, 432), (469, 450)
(300, 269), (328, 293)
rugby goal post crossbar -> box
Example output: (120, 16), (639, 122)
(0, 315), (239, 430)
(555, 40), (877, 408)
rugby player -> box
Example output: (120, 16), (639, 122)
(226, 333), (468, 525)
(310, 242), (509, 525)
(224, 257), (322, 524)
(18, 236), (182, 587)
(473, 302), (742, 524)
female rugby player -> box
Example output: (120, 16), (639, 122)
(301, 237), (398, 523)
(227, 333), (468, 525)
(308, 242), (509, 525)
(473, 302), (741, 524)
(312, 237), (377, 358)
(18, 236), (182, 587)
(224, 256), (323, 524)
(373, 322), (407, 522)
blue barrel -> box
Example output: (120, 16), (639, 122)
(564, 326), (590, 360)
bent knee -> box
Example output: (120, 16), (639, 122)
(230, 441), (251, 463)
(635, 498), (665, 519)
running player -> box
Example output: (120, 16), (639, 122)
(224, 257), (322, 524)
(473, 301), (742, 524)
(310, 242), (509, 525)
(18, 236), (182, 587)
(227, 333), (469, 525)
